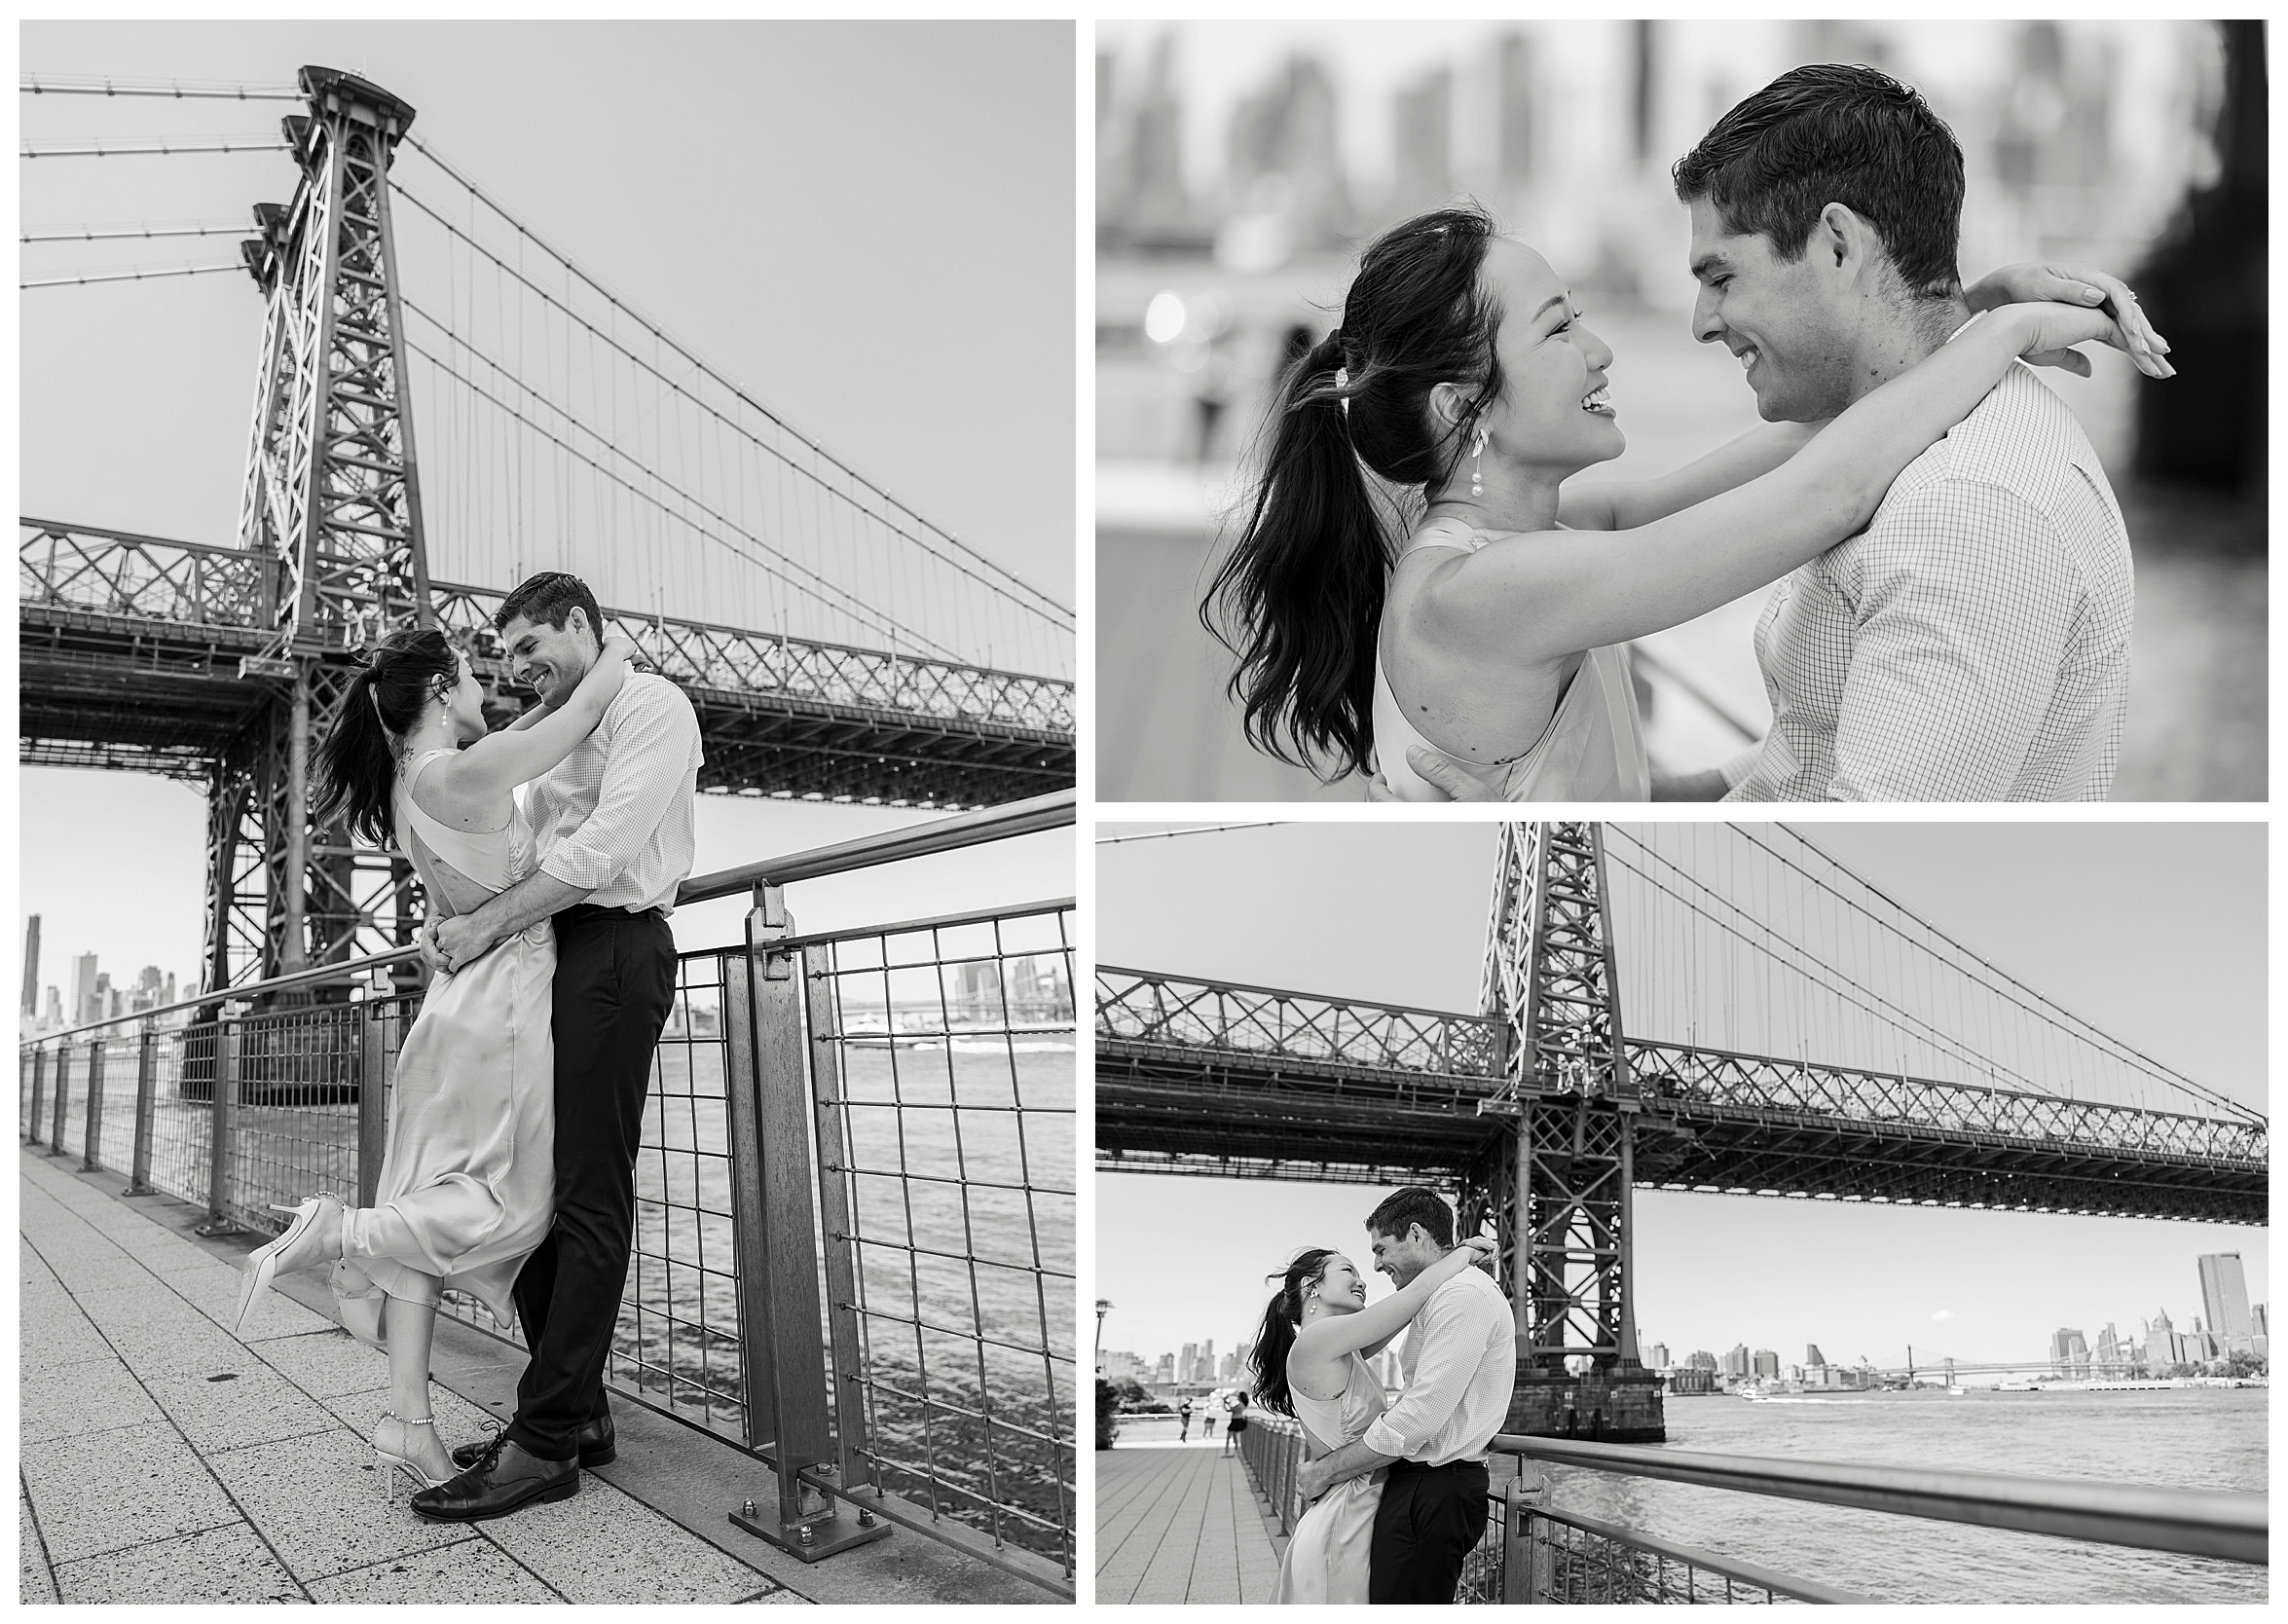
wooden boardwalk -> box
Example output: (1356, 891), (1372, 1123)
(1095, 1442), (1283, 1605)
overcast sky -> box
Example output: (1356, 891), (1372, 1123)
(18, 21), (1074, 995)
(1096, 822), (2267, 1376)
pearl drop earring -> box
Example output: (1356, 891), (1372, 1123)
(1470, 428), (1487, 498)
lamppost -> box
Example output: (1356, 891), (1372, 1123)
(1095, 1298), (1113, 1372)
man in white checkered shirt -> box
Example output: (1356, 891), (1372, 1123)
(416, 572), (703, 1520)
(1659, 65), (2138, 802)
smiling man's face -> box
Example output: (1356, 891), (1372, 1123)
(1685, 198), (1859, 424)
(498, 609), (598, 709)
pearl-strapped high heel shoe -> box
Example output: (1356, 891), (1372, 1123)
(232, 1192), (346, 1335)
(374, 1411), (453, 1495)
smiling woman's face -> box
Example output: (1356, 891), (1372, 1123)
(1310, 1253), (1370, 1314)
(1466, 236), (1626, 478)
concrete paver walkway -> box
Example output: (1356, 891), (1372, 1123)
(1094, 1440), (1282, 1605)
(19, 1147), (1054, 1606)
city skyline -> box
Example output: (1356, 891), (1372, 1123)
(1103, 1241), (2267, 1386)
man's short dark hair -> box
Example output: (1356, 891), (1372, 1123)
(1672, 63), (1963, 298)
(493, 571), (605, 644)
(1366, 1187), (1454, 1248)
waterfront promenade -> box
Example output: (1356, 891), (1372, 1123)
(18, 1148), (1041, 1605)
(1095, 1437), (1282, 1604)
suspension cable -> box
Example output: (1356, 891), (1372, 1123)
(21, 74), (302, 100)
(21, 262), (241, 289)
(398, 136), (1072, 622)
(20, 136), (288, 159)
(1095, 823), (1289, 846)
(402, 328), (966, 664)
(23, 220), (246, 242)
(1743, 826), (2260, 1124)
(389, 179), (1072, 633)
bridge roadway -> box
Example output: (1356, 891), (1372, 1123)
(1093, 970), (2268, 1226)
(20, 519), (1074, 807)
(19, 1146), (1042, 1605)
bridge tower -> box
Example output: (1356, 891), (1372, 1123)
(215, 66), (431, 996)
(1468, 822), (1665, 1442)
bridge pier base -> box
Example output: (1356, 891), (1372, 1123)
(1505, 1365), (1666, 1445)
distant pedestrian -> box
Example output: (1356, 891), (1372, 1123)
(1203, 1409), (1219, 1441)
(1223, 1391), (1248, 1457)
(1178, 1399), (1194, 1441)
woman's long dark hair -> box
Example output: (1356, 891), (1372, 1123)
(1201, 205), (1509, 779)
(1246, 1247), (1339, 1418)
(314, 627), (460, 848)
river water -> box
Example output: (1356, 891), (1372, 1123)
(624, 1035), (1075, 1564)
(1512, 1387), (2266, 1603)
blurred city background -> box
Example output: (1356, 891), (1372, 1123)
(1095, 20), (2265, 801)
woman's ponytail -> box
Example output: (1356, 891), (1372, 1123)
(1245, 1247), (1337, 1419)
(1202, 333), (1388, 778)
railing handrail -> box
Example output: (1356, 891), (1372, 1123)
(1493, 1434), (2268, 1566)
(678, 789), (1073, 903)
(21, 791), (1078, 1047)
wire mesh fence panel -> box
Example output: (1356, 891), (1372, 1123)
(609, 949), (746, 1435)
(811, 904), (1076, 1571)
(145, 1022), (216, 1209)
(49, 1047), (92, 1165)
(1516, 1514), (1796, 1605)
(1456, 1492), (1511, 1603)
(92, 1031), (139, 1172)
(213, 1005), (367, 1234)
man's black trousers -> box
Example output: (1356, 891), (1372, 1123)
(1368, 1458), (1491, 1604)
(505, 904), (677, 1461)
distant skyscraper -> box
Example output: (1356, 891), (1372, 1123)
(1180, 1341), (1199, 1384)
(1805, 1344), (1827, 1367)
(1722, 1344), (1750, 1379)
(69, 952), (97, 1027)
(2197, 1253), (2254, 1352)
(42, 987), (60, 1030)
(1389, 66), (1454, 214)
(2143, 1310), (2180, 1371)
(1687, 1350), (1716, 1372)
(1752, 1348), (1780, 1380)
(2050, 1327), (2089, 1375)
(20, 915), (39, 1017)
(2254, 1305), (2270, 1341)
(1644, 1342), (1669, 1370)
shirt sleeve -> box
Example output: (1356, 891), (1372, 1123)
(1360, 1281), (1502, 1458)
(1826, 479), (2078, 801)
(538, 679), (700, 891)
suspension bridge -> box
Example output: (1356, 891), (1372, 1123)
(1096, 823), (2268, 1443)
(19, 66), (1076, 993)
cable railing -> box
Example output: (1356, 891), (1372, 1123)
(1233, 1412), (2265, 1603)
(20, 793), (1075, 1596)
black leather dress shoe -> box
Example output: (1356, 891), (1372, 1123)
(411, 1436), (576, 1523)
(452, 1414), (614, 1472)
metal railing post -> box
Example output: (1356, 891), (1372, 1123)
(49, 1043), (72, 1156)
(722, 888), (889, 1563)
(81, 1037), (106, 1171)
(801, 941), (878, 1500)
(1509, 1460), (1553, 1602)
(355, 1001), (389, 1207)
(26, 1047), (48, 1145)
(127, 1024), (157, 1195)
(203, 1015), (239, 1229)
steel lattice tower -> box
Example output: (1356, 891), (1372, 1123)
(1468, 822), (1663, 1440)
(211, 66), (430, 997)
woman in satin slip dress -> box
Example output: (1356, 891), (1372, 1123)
(1250, 1238), (1498, 1604)
(233, 624), (637, 1492)
(1201, 205), (2157, 800)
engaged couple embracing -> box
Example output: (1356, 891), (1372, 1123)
(1252, 1189), (1515, 1606)
(234, 572), (703, 1521)
(1208, 64), (2174, 804)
